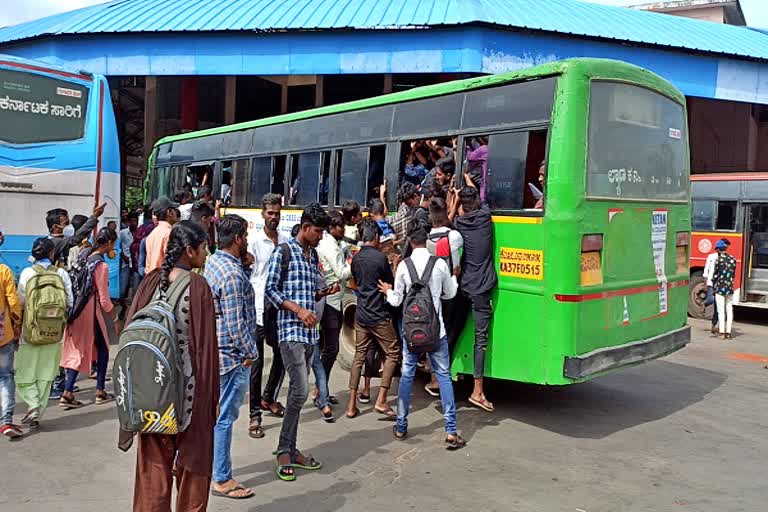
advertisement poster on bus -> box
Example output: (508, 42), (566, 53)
(652, 209), (668, 314)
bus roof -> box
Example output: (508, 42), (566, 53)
(692, 172), (768, 182)
(153, 57), (684, 149)
(0, 53), (93, 82)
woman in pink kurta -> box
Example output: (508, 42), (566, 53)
(60, 228), (116, 409)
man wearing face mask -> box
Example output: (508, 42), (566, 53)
(46, 203), (106, 269)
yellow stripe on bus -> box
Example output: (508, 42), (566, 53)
(692, 231), (743, 238)
(492, 216), (542, 224)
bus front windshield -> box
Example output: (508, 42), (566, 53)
(0, 68), (90, 144)
(587, 82), (688, 201)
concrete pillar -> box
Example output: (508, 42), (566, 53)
(747, 104), (759, 171)
(315, 75), (324, 107)
(143, 76), (158, 174)
(280, 83), (288, 114)
(180, 77), (200, 132)
(383, 74), (393, 94)
(224, 76), (237, 125)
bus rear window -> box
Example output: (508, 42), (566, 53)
(0, 68), (89, 144)
(587, 82), (688, 201)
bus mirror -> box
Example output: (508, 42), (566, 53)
(581, 234), (603, 252)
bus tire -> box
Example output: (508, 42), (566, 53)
(688, 271), (713, 319)
(336, 294), (358, 372)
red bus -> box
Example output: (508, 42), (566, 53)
(689, 173), (768, 317)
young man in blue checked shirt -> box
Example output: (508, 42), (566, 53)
(265, 203), (340, 482)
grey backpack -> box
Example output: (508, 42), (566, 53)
(113, 273), (191, 434)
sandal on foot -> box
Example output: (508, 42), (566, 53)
(211, 484), (255, 498)
(21, 408), (39, 425)
(59, 396), (84, 410)
(248, 421), (265, 439)
(275, 457), (296, 481)
(424, 384), (440, 397)
(292, 454), (322, 471)
(375, 406), (397, 420)
(468, 395), (494, 412)
(392, 425), (407, 440)
(346, 408), (360, 419)
(318, 405), (335, 423)
(262, 400), (285, 418)
(445, 434), (466, 450)
(358, 394), (371, 404)
(95, 393), (115, 405)
(329, 395), (339, 405)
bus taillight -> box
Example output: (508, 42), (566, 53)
(580, 234), (603, 286)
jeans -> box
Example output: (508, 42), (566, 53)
(249, 325), (285, 421)
(396, 336), (456, 435)
(277, 342), (313, 458)
(705, 286), (719, 327)
(0, 343), (16, 425)
(213, 364), (249, 483)
(716, 294), (734, 334)
(52, 368), (65, 394)
(320, 307), (342, 384)
(312, 346), (330, 409)
(120, 264), (140, 299)
(65, 325), (109, 392)
(468, 292), (493, 379)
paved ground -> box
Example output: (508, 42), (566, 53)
(1, 315), (766, 512)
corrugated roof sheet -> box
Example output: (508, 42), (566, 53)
(1, 0), (767, 61)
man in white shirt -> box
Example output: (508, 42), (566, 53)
(247, 193), (289, 439)
(378, 226), (465, 450)
(702, 238), (729, 334)
(315, 210), (351, 404)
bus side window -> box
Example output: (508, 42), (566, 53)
(288, 152), (321, 206)
(398, 138), (456, 189)
(692, 200), (715, 231)
(272, 155), (287, 196)
(229, 159), (251, 207)
(335, 145), (385, 207)
(319, 151), (331, 206)
(716, 201), (737, 230)
(248, 157), (272, 207)
(368, 145), (385, 205)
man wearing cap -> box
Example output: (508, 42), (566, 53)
(702, 238), (729, 334)
(143, 196), (180, 275)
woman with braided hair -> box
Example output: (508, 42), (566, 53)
(119, 220), (220, 512)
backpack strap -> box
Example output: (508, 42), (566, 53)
(161, 271), (192, 305)
(428, 231), (453, 271)
(421, 256), (438, 284)
(404, 257), (420, 285)
(277, 243), (291, 292)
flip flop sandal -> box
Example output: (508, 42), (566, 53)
(468, 395), (494, 412)
(21, 408), (39, 425)
(248, 423), (265, 439)
(275, 464), (296, 482)
(392, 425), (407, 440)
(328, 395), (339, 405)
(95, 393), (115, 405)
(59, 396), (84, 410)
(211, 484), (255, 498)
(358, 394), (371, 404)
(375, 407), (397, 421)
(292, 455), (322, 471)
(424, 384), (440, 397)
(262, 400), (285, 418)
(319, 407), (335, 423)
(445, 435), (467, 451)
(346, 408), (360, 419)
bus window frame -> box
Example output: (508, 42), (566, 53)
(287, 151), (323, 207)
(334, 144), (387, 207)
(585, 79), (690, 204)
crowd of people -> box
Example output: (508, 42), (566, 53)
(0, 167), (500, 510)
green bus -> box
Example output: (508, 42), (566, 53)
(146, 58), (691, 385)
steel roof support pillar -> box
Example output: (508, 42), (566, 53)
(143, 75), (158, 178)
(315, 75), (324, 107)
(224, 75), (236, 125)
(180, 77), (199, 132)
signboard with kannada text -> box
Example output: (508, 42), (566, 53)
(499, 247), (543, 280)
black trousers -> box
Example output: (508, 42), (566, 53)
(319, 307), (342, 385)
(249, 325), (285, 420)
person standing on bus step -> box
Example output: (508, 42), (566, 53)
(203, 215), (259, 499)
(0, 258), (22, 438)
(378, 225), (466, 450)
(121, 221), (220, 512)
(453, 186), (497, 412)
(702, 238), (729, 334)
(265, 203), (339, 482)
(247, 193), (289, 440)
(424, 197), (464, 396)
(60, 228), (117, 409)
(14, 238), (73, 433)
(712, 239), (737, 340)
(46, 203), (106, 269)
(346, 218), (400, 420)
(144, 196), (180, 275)
(315, 210), (351, 408)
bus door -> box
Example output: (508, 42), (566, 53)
(744, 204), (768, 304)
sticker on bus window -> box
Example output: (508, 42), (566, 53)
(499, 248), (543, 280)
(56, 86), (82, 99)
(668, 128), (681, 139)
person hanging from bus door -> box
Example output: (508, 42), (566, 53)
(424, 197), (464, 396)
(379, 225), (466, 450)
(702, 239), (729, 335)
(60, 228), (117, 409)
(247, 194), (290, 440)
(712, 239), (737, 340)
(449, 182), (497, 412)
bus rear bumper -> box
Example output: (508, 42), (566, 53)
(563, 326), (691, 380)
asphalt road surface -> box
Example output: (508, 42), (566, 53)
(1, 316), (765, 512)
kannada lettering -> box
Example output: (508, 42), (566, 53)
(0, 95), (82, 118)
(607, 168), (643, 197)
(499, 247), (544, 280)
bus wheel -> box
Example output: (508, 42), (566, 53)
(337, 295), (358, 372)
(688, 271), (713, 319)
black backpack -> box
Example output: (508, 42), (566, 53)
(113, 272), (191, 434)
(402, 256), (441, 354)
(68, 250), (103, 322)
(263, 243), (291, 348)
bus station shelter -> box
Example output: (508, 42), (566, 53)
(0, 0), (767, 187)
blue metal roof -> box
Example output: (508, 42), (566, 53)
(1, 0), (767, 61)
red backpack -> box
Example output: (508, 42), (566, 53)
(428, 231), (453, 272)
